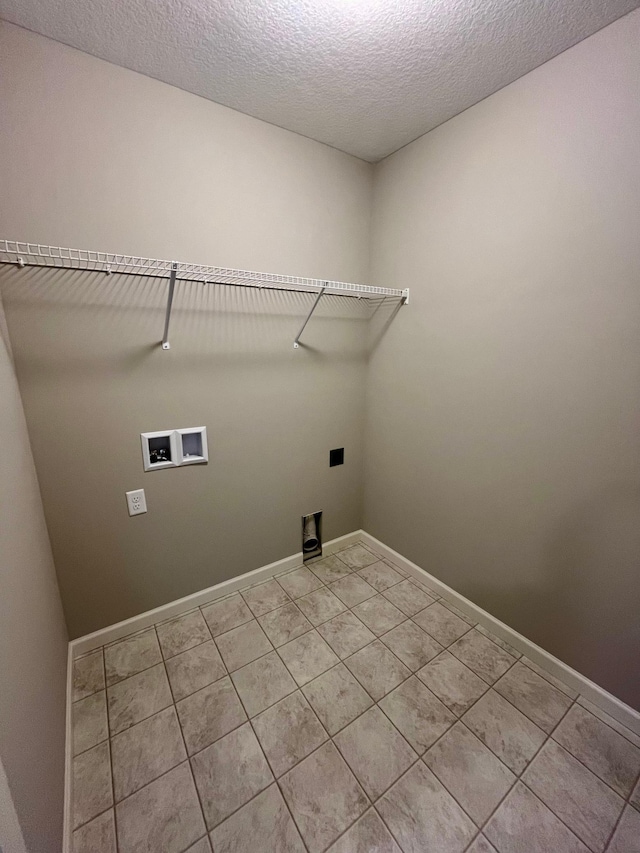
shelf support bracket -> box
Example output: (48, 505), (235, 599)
(161, 262), (178, 350)
(294, 286), (325, 348)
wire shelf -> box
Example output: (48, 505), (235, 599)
(0, 240), (407, 301)
(0, 239), (408, 349)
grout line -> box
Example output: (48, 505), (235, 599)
(603, 801), (628, 852)
(70, 804), (115, 837)
(474, 699), (579, 846)
(101, 646), (118, 851)
(220, 676), (312, 853)
(547, 716), (640, 803)
(577, 697), (640, 751)
(155, 622), (211, 849)
(519, 655), (578, 700)
(246, 714), (314, 853)
(372, 800), (408, 852)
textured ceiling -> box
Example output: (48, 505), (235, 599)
(1, 0), (638, 161)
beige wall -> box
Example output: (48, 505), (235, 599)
(0, 291), (68, 851)
(366, 10), (640, 709)
(0, 22), (373, 638)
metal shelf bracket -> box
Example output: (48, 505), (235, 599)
(293, 286), (326, 349)
(161, 262), (178, 350)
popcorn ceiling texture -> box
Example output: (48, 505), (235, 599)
(0, 0), (638, 161)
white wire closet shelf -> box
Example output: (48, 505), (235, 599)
(0, 239), (409, 349)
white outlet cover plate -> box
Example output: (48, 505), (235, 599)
(126, 489), (147, 516)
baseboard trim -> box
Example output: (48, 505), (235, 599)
(70, 530), (363, 658)
(62, 643), (73, 853)
(361, 531), (640, 738)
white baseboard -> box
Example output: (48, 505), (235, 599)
(70, 529), (363, 658)
(62, 644), (73, 853)
(361, 531), (640, 738)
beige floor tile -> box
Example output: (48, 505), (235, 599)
(316, 610), (376, 658)
(494, 661), (573, 733)
(176, 677), (246, 754)
(382, 579), (436, 617)
(607, 805), (640, 853)
(302, 663), (373, 735)
(417, 650), (488, 716)
(278, 630), (340, 686)
(449, 630), (516, 684)
(111, 706), (186, 801)
(73, 741), (113, 829)
(209, 784), (306, 853)
(463, 690), (546, 774)
(377, 762), (476, 853)
(73, 650), (105, 701)
(104, 629), (161, 686)
(412, 602), (471, 646)
(156, 610), (211, 659)
(484, 782), (589, 853)
(73, 689), (108, 756)
(329, 574), (377, 607)
(277, 567), (324, 599)
(201, 594), (253, 637)
(553, 704), (640, 798)
(116, 762), (205, 853)
(107, 663), (172, 735)
(352, 595), (405, 636)
(381, 620), (443, 671)
(165, 640), (226, 702)
(523, 738), (624, 852)
(253, 690), (328, 776)
(241, 579), (290, 616)
(280, 741), (368, 853)
(296, 587), (347, 626)
(345, 640), (411, 701)
(424, 722), (515, 824)
(258, 602), (312, 647)
(379, 676), (456, 753)
(191, 723), (273, 829)
(334, 706), (417, 798)
(338, 544), (380, 569)
(231, 650), (297, 716)
(520, 656), (578, 699)
(357, 561), (404, 591)
(327, 809), (401, 852)
(72, 809), (116, 853)
(307, 554), (352, 583)
(214, 619), (272, 672)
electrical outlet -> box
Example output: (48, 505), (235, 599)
(126, 489), (147, 516)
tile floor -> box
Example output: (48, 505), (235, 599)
(71, 541), (640, 853)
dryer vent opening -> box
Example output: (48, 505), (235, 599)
(302, 511), (322, 561)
